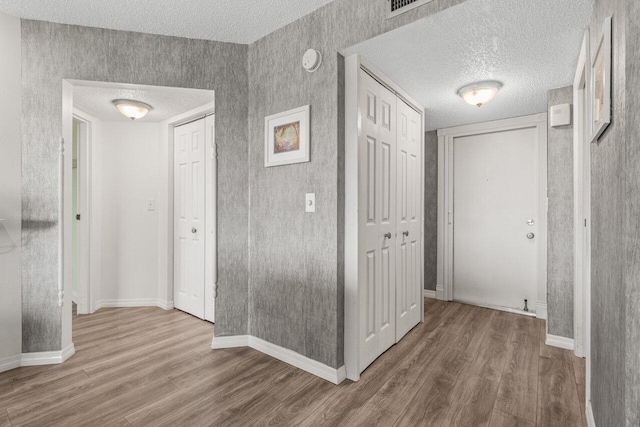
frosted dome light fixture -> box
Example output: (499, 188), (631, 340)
(457, 81), (503, 107)
(112, 99), (153, 120)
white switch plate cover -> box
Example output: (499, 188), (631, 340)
(146, 198), (156, 211)
(305, 193), (315, 213)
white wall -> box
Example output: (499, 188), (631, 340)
(0, 12), (22, 364)
(99, 121), (162, 304)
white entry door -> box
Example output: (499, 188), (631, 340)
(395, 99), (422, 341)
(174, 118), (206, 319)
(358, 69), (397, 371)
(452, 126), (539, 311)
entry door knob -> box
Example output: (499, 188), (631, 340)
(527, 232), (535, 239)
(192, 227), (197, 234)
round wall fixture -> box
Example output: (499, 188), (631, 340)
(302, 49), (322, 73)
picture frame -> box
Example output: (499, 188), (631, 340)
(589, 16), (612, 143)
(264, 105), (310, 167)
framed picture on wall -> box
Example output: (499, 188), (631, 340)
(264, 105), (310, 167)
(590, 16), (612, 143)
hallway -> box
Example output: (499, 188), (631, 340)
(0, 298), (584, 426)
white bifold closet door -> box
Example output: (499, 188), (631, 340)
(174, 118), (206, 319)
(358, 70), (422, 372)
(395, 99), (422, 341)
(358, 70), (398, 370)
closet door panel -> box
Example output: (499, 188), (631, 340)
(396, 99), (422, 341)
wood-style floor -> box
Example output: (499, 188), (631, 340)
(0, 298), (585, 426)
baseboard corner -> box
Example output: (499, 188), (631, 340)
(536, 302), (548, 320)
(423, 289), (436, 299)
(545, 334), (574, 351)
(0, 353), (21, 374)
(212, 334), (346, 384)
(21, 342), (75, 367)
(211, 335), (249, 349)
(157, 300), (174, 310)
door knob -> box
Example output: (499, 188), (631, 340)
(403, 231), (409, 237)
(527, 232), (535, 239)
(192, 227), (197, 234)
(383, 232), (392, 239)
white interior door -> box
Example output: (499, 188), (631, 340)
(358, 69), (397, 371)
(452, 127), (538, 311)
(395, 99), (422, 340)
(174, 118), (206, 319)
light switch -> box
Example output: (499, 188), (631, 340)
(305, 193), (315, 213)
(146, 198), (156, 211)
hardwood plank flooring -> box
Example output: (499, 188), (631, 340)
(0, 299), (586, 426)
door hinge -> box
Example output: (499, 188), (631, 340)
(76, 214), (81, 220)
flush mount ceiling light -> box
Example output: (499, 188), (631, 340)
(112, 99), (153, 120)
(457, 81), (503, 107)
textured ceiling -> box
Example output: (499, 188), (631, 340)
(342, 0), (593, 131)
(0, 0), (334, 44)
(71, 81), (213, 122)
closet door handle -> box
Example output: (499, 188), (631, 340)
(403, 231), (409, 237)
(383, 232), (392, 239)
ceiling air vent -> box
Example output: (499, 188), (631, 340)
(388, 0), (435, 18)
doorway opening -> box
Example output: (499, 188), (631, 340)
(341, 0), (592, 384)
(61, 80), (216, 352)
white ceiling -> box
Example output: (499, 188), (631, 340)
(70, 81), (213, 122)
(342, 0), (593, 131)
(0, 0), (334, 44)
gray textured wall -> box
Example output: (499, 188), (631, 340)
(247, 0), (465, 368)
(21, 20), (249, 352)
(424, 131), (438, 291)
(625, 1), (640, 425)
(546, 87), (574, 338)
(589, 0), (626, 425)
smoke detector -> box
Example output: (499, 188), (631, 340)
(302, 49), (322, 73)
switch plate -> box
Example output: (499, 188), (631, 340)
(305, 193), (315, 213)
(146, 198), (156, 211)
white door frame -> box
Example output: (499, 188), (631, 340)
(71, 109), (101, 315)
(344, 54), (425, 381)
(573, 29), (591, 400)
(62, 80), (216, 352)
(436, 114), (548, 318)
(160, 102), (217, 322)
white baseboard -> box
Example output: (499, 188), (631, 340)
(94, 298), (174, 311)
(436, 287), (445, 300)
(157, 300), (174, 310)
(1, 343), (76, 373)
(546, 334), (575, 351)
(0, 354), (21, 373)
(586, 400), (596, 427)
(423, 289), (436, 299)
(212, 335), (250, 349)
(536, 302), (548, 320)
(212, 335), (346, 385)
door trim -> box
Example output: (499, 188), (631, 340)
(344, 54), (425, 382)
(436, 113), (548, 318)
(162, 103), (216, 323)
(573, 29), (591, 404)
(71, 109), (98, 315)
